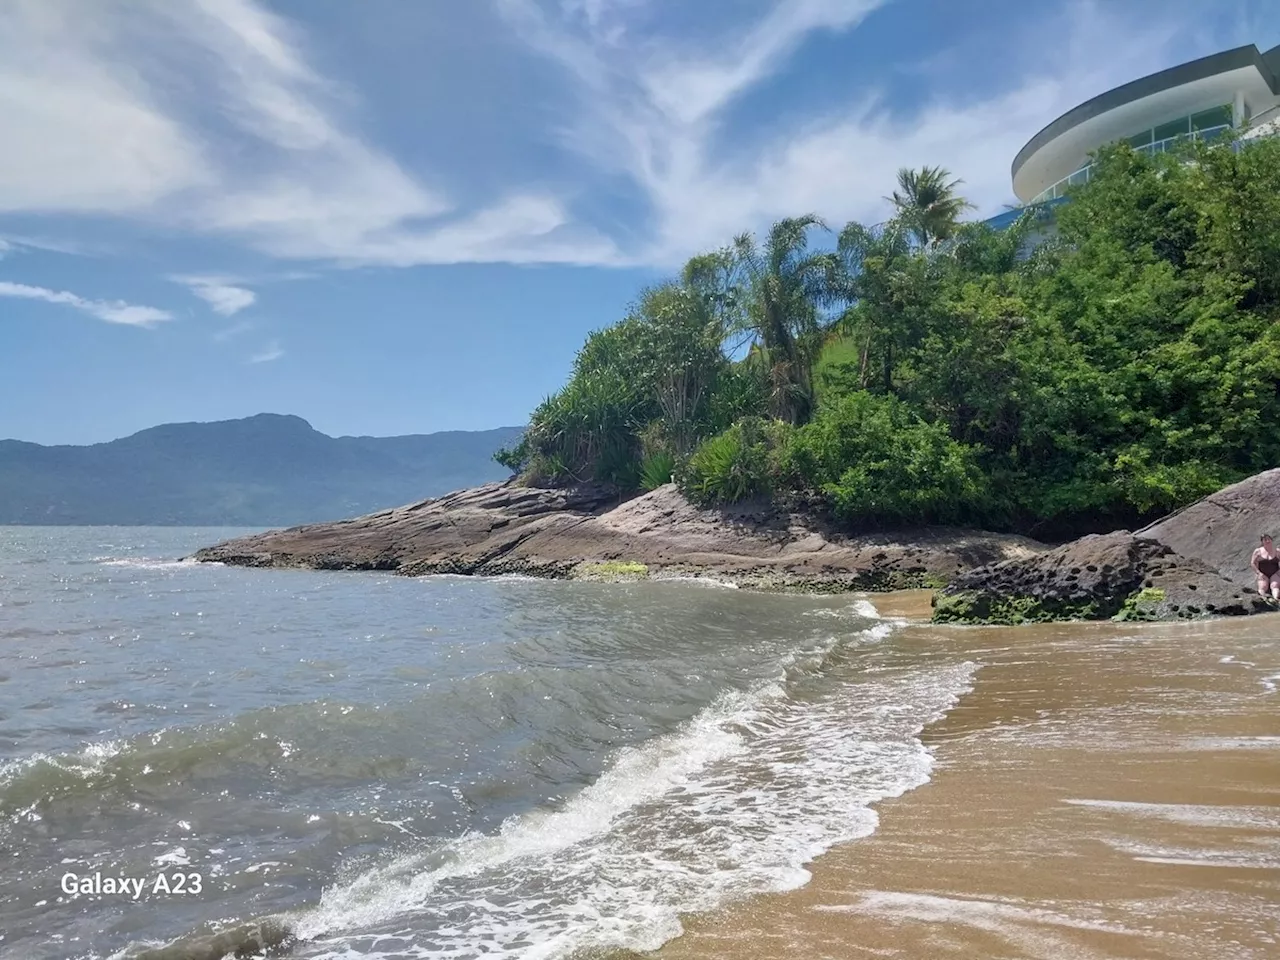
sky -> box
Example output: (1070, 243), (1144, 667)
(2, 0), (1276, 444)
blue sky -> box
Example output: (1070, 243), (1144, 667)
(2, 0), (1276, 444)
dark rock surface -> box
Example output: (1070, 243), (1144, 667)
(1139, 468), (1280, 585)
(193, 481), (1044, 592)
(934, 530), (1277, 624)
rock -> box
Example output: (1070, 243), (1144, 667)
(193, 481), (1043, 592)
(1139, 468), (1280, 585)
(933, 530), (1278, 624)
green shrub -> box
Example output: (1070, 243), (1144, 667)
(680, 419), (777, 504)
(639, 450), (677, 491)
(787, 392), (987, 525)
(494, 437), (531, 474)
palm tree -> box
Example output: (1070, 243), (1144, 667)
(834, 219), (916, 392)
(887, 166), (974, 247)
(728, 215), (837, 424)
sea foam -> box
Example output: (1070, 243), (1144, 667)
(290, 622), (976, 959)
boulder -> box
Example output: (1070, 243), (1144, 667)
(1139, 468), (1280, 585)
(933, 530), (1277, 624)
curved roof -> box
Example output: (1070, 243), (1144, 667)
(1011, 43), (1280, 186)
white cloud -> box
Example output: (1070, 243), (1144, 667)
(0, 1), (212, 213)
(0, 0), (619, 268)
(248, 339), (284, 363)
(640, 0), (884, 125)
(0, 280), (172, 326)
(174, 275), (257, 315)
(499, 0), (1230, 266)
(0, 0), (1252, 271)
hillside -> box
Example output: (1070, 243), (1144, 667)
(0, 414), (523, 525)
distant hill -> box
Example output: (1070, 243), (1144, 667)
(0, 414), (524, 525)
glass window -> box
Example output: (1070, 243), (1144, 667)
(1154, 116), (1190, 142)
(1191, 105), (1232, 131)
(1068, 167), (1089, 186)
(1127, 129), (1153, 148)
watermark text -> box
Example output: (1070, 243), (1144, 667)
(60, 871), (203, 900)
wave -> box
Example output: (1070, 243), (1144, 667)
(26, 606), (970, 960)
(0, 702), (409, 821)
(95, 557), (210, 570)
(648, 573), (740, 589)
(280, 624), (976, 959)
(0, 739), (126, 807)
(805, 597), (886, 620)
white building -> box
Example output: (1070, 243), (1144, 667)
(1011, 42), (1280, 205)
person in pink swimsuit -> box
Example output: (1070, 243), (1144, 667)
(1251, 534), (1280, 599)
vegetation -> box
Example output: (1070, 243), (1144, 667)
(1113, 587), (1168, 622)
(497, 136), (1280, 538)
(574, 560), (650, 581)
(932, 590), (1102, 626)
(886, 165), (975, 247)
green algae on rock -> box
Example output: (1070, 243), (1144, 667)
(932, 591), (1101, 626)
(931, 531), (1276, 625)
(574, 560), (650, 581)
(1113, 587), (1168, 622)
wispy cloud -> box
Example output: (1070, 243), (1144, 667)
(0, 280), (171, 326)
(174, 275), (257, 315)
(213, 319), (253, 342)
(497, 0), (1229, 265)
(248, 339), (284, 363)
(0, 0), (1256, 271)
(0, 0), (618, 268)
(0, 233), (109, 257)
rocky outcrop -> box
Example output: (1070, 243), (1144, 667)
(1139, 468), (1280, 585)
(193, 481), (1044, 592)
(933, 530), (1277, 624)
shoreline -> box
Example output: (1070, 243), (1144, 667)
(191, 470), (1280, 624)
(648, 594), (1280, 960)
(191, 481), (1045, 595)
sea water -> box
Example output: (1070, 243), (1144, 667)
(0, 527), (973, 959)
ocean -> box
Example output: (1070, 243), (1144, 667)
(0, 527), (974, 959)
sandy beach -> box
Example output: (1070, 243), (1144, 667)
(654, 592), (1280, 960)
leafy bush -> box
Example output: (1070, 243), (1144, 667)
(680, 419), (781, 504)
(493, 438), (530, 474)
(786, 392), (987, 525)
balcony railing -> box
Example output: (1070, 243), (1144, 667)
(1029, 124), (1232, 204)
(1240, 104), (1280, 139)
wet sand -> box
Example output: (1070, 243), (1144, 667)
(656, 593), (1280, 959)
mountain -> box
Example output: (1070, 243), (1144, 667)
(0, 414), (524, 525)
